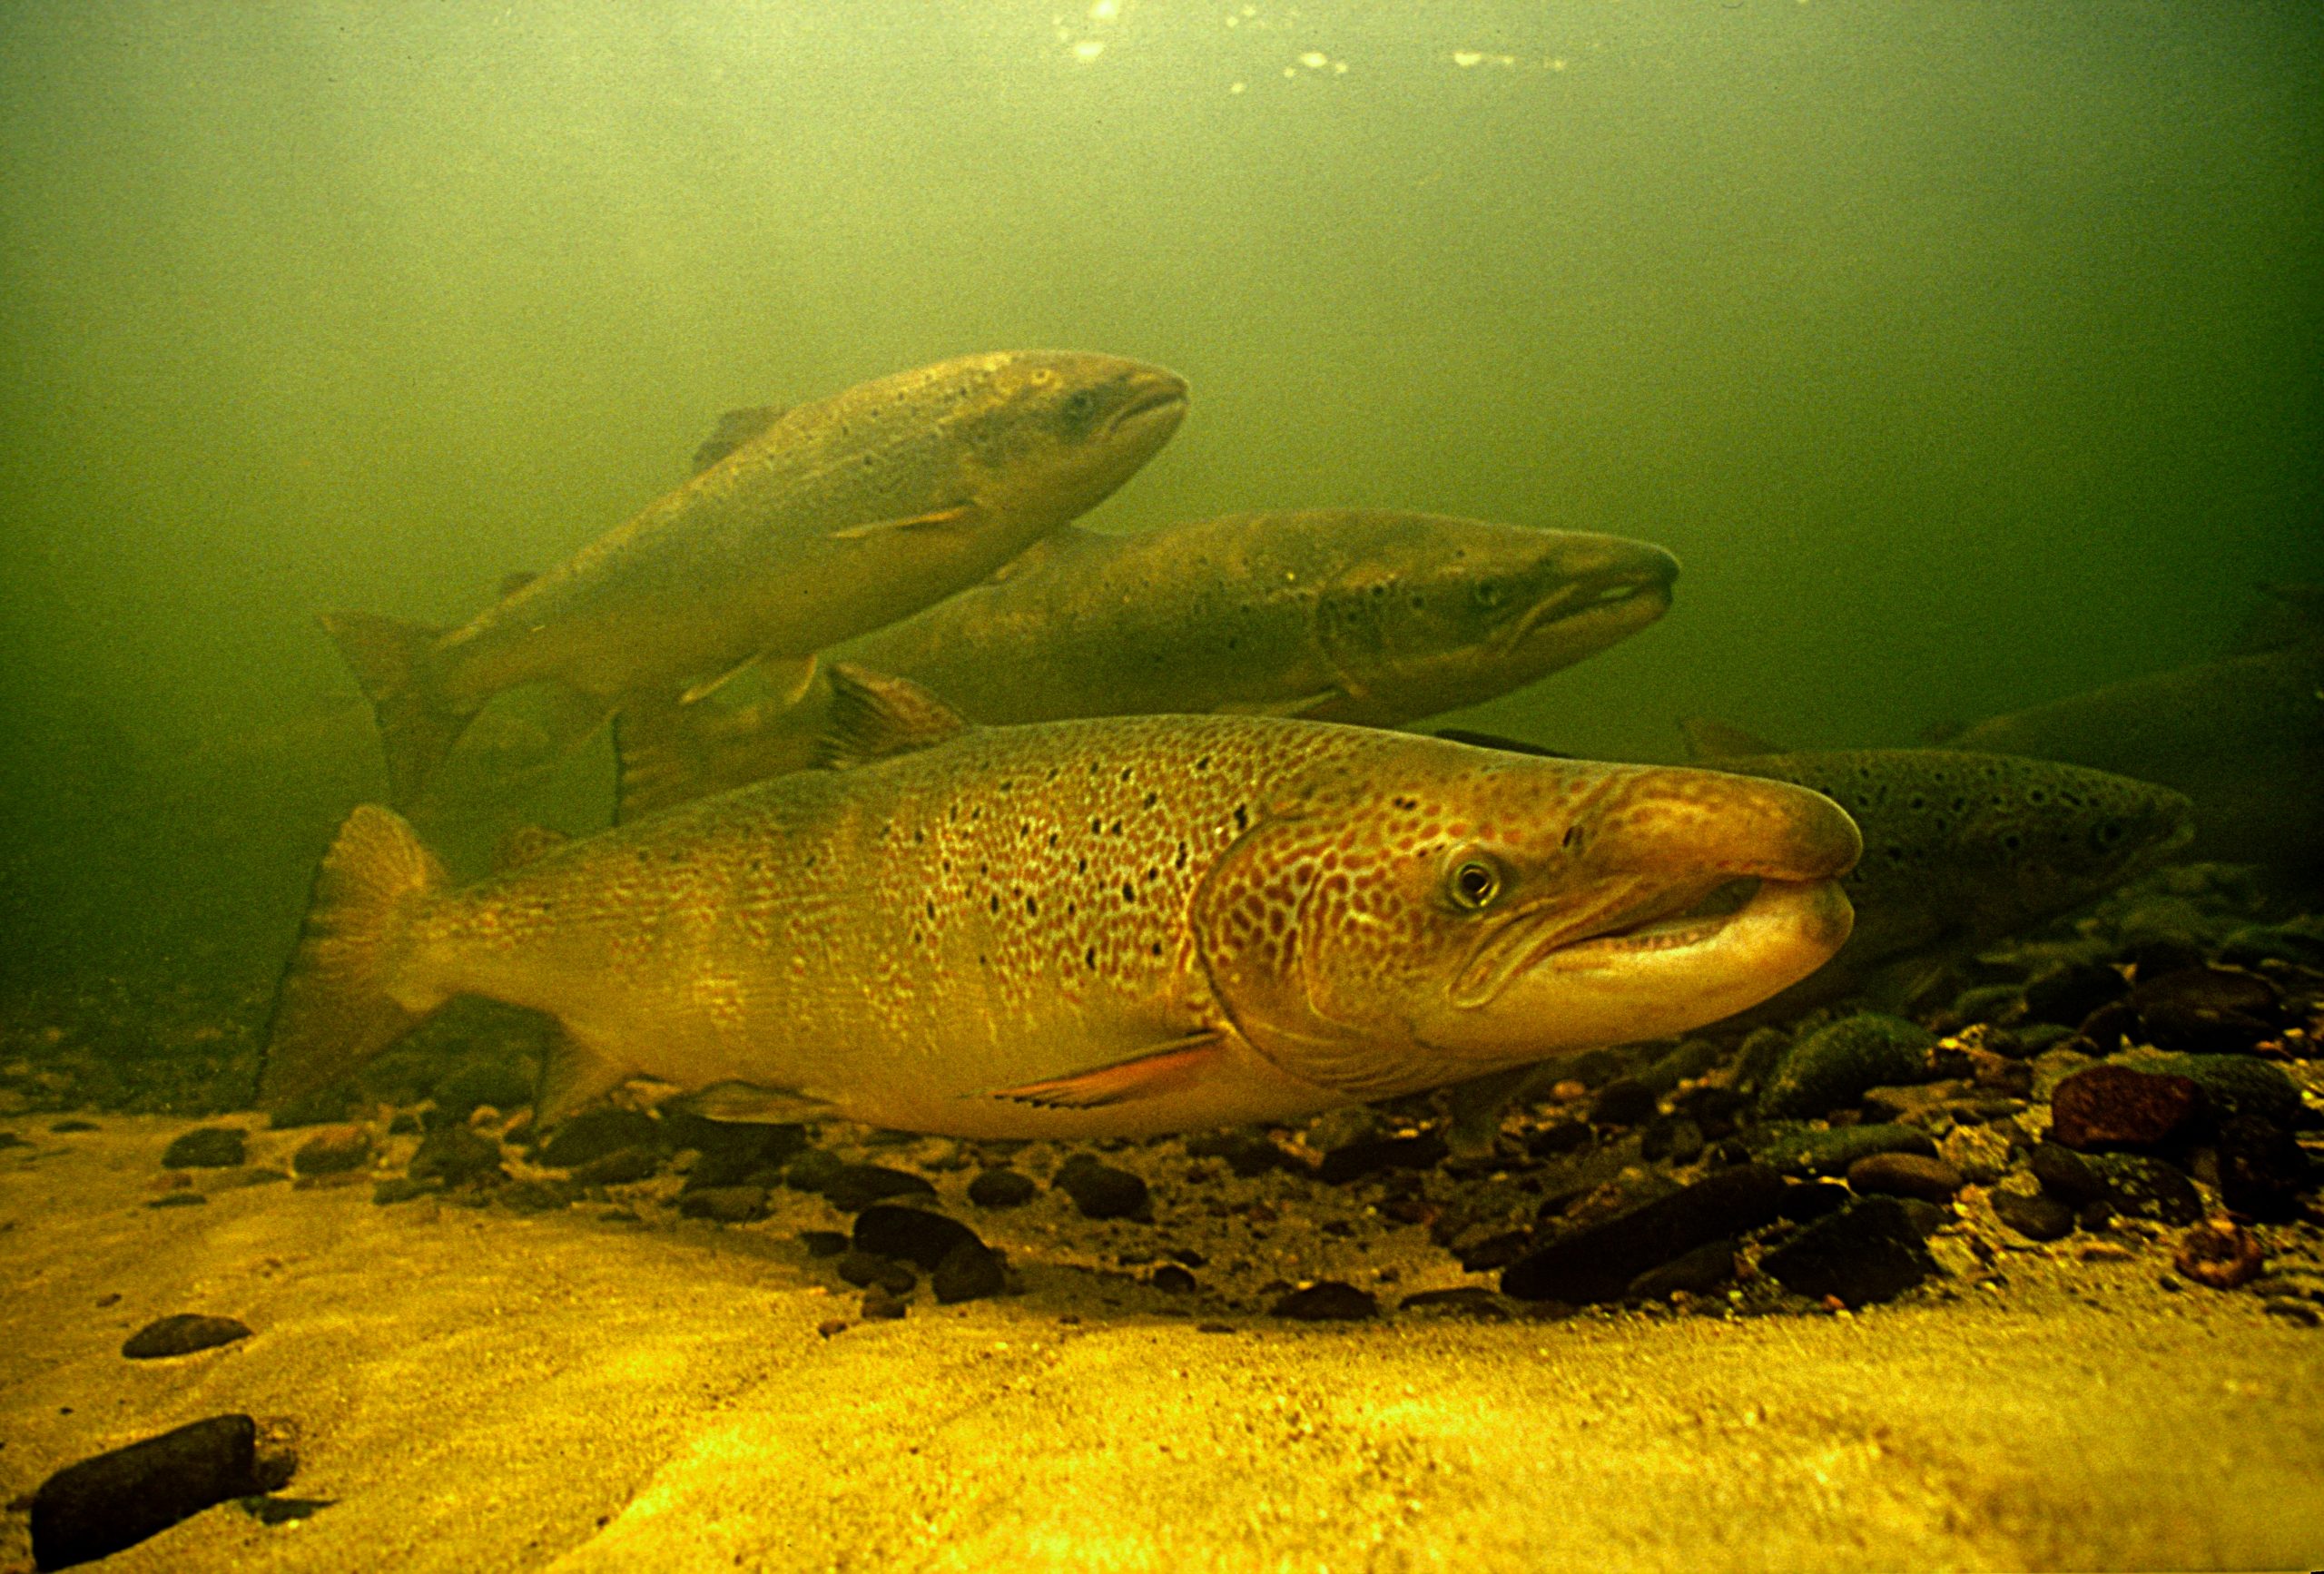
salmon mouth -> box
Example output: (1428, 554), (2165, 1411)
(1108, 377), (1190, 439)
(1451, 874), (1840, 1007)
(1497, 558), (1678, 656)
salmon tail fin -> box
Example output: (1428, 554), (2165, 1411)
(317, 610), (468, 806)
(259, 805), (450, 1113)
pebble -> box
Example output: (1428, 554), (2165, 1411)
(290, 1125), (372, 1176)
(1397, 1287), (1513, 1320)
(2215, 1116), (2309, 1221)
(661, 1117), (807, 1186)
(536, 1108), (661, 1169)
(29, 1414), (295, 1570)
(676, 1185), (769, 1224)
(2048, 1066), (2201, 1151)
(1184, 1130), (1285, 1176)
(800, 1229), (849, 1257)
(852, 1204), (982, 1270)
(1758, 1014), (1935, 1120)
(1991, 1190), (2074, 1242)
(860, 1288), (909, 1321)
(2027, 1143), (2110, 1206)
(968, 1169), (1038, 1208)
(1775, 1180), (1854, 1222)
(1150, 1264), (1197, 1293)
(499, 1179), (575, 1214)
(1750, 1121), (1938, 1176)
(407, 1126), (502, 1185)
(572, 1146), (664, 1186)
(2085, 1153), (2203, 1225)
(1846, 1153), (1965, 1203)
(821, 1164), (939, 1213)
(161, 1127), (246, 1169)
(1626, 1239), (1737, 1301)
(1502, 1165), (1786, 1303)
(836, 1251), (917, 1295)
(52, 1118), (99, 1133)
(1454, 1228), (1535, 1273)
(146, 1192), (209, 1209)
(1588, 1078), (1659, 1127)
(1269, 1281), (1378, 1321)
(1053, 1156), (1150, 1221)
(1316, 1132), (1448, 1185)
(2172, 1218), (2265, 1290)
(372, 1176), (441, 1205)
(121, 1314), (252, 1360)
(784, 1148), (848, 1193)
(932, 1241), (1008, 1303)
(1759, 1197), (1938, 1306)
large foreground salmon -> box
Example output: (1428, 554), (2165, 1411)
(613, 510), (1679, 819)
(322, 351), (1189, 804)
(261, 670), (1860, 1140)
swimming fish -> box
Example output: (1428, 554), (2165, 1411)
(320, 351), (1190, 805)
(261, 668), (1860, 1141)
(611, 510), (1679, 820)
(1944, 592), (2323, 875)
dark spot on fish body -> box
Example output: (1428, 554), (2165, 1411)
(1085, 946), (1098, 969)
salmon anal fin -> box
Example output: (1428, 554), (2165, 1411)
(1678, 716), (1780, 761)
(815, 664), (970, 771)
(829, 503), (978, 540)
(983, 1034), (1226, 1110)
(665, 1080), (837, 1123)
(534, 1035), (636, 1127)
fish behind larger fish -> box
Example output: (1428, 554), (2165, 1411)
(613, 510), (1679, 819)
(261, 669), (1859, 1141)
(321, 350), (1189, 804)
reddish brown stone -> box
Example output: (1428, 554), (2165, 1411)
(1846, 1152), (1965, 1203)
(2049, 1065), (2200, 1151)
(2173, 1218), (2264, 1290)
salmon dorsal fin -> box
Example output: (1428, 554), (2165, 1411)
(1679, 716), (1780, 761)
(691, 404), (787, 474)
(983, 524), (1109, 585)
(495, 570), (539, 601)
(489, 823), (570, 872)
(1433, 728), (1571, 759)
(814, 664), (970, 770)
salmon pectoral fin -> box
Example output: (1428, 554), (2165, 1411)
(828, 502), (979, 539)
(1677, 715), (1781, 761)
(665, 1081), (839, 1124)
(814, 664), (971, 770)
(982, 1034), (1227, 1110)
(318, 610), (471, 807)
(534, 1034), (638, 1127)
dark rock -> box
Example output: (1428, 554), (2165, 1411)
(2014, 1023), (2079, 1057)
(1523, 1122), (1592, 1158)
(1776, 1180), (1854, 1222)
(2075, 1000), (2142, 1054)
(1502, 1166), (1786, 1303)
(572, 1146), (664, 1186)
(1150, 1264), (1197, 1293)
(1053, 1156), (1149, 1220)
(2216, 1117), (2310, 1220)
(2024, 961), (2128, 1028)
(2076, 1200), (2117, 1231)
(1626, 1239), (1736, 1301)
(388, 1113), (421, 1135)
(1846, 1153), (1965, 1202)
(1270, 1281), (1378, 1321)
(291, 1125), (371, 1176)
(932, 1241), (1007, 1303)
(1588, 1077), (1659, 1126)
(661, 1117), (808, 1186)
(2132, 967), (2281, 1055)
(121, 1314), (251, 1360)
(499, 1179), (575, 1214)
(820, 1164), (937, 1213)
(2173, 1218), (2264, 1289)
(1185, 1130), (1285, 1176)
(1759, 1016), (1936, 1120)
(269, 1087), (358, 1129)
(836, 1251), (917, 1294)
(2137, 1053), (2301, 1131)
(853, 1204), (981, 1270)
(162, 1127), (246, 1169)
(2126, 936), (2208, 981)
(1751, 1121), (1937, 1176)
(1454, 1228), (1535, 1273)
(1640, 1117), (1706, 1165)
(1993, 1190), (2075, 1242)
(860, 1287), (909, 1321)
(1631, 1038), (1728, 1096)
(31, 1414), (293, 1570)
(51, 1119), (99, 1133)
(1397, 1287), (1513, 1320)
(2028, 1143), (2110, 1205)
(1759, 1197), (1937, 1306)
(967, 1169), (1039, 1209)
(1317, 1132), (1448, 1185)
(2049, 1066), (2201, 1151)
(147, 1193), (209, 1210)
(2087, 1154), (2203, 1225)
(677, 1185), (769, 1224)
(799, 1229), (849, 1257)
(537, 1108), (661, 1169)
(408, 1126), (502, 1185)
(1896, 1197), (1953, 1236)
(783, 1148), (848, 1193)
(1669, 1085), (1750, 1140)
(427, 1059), (534, 1123)
(371, 1176), (441, 1205)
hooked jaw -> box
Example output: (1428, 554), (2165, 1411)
(1496, 539), (1679, 662)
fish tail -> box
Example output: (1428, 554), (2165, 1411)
(259, 805), (449, 1112)
(318, 610), (468, 806)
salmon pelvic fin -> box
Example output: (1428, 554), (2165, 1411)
(259, 805), (450, 1113)
(317, 610), (469, 807)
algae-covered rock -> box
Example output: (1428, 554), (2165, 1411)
(162, 1126), (246, 1169)
(2120, 1051), (2300, 1131)
(408, 1126), (503, 1185)
(1749, 1121), (1937, 1176)
(1759, 1015), (1935, 1119)
(1759, 1197), (1937, 1306)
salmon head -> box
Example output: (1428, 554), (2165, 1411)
(947, 350), (1189, 528)
(1193, 738), (1860, 1100)
(1309, 517), (1679, 724)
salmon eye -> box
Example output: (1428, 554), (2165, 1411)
(1449, 859), (1501, 910)
(1063, 389), (1097, 419)
(1472, 580), (1504, 610)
